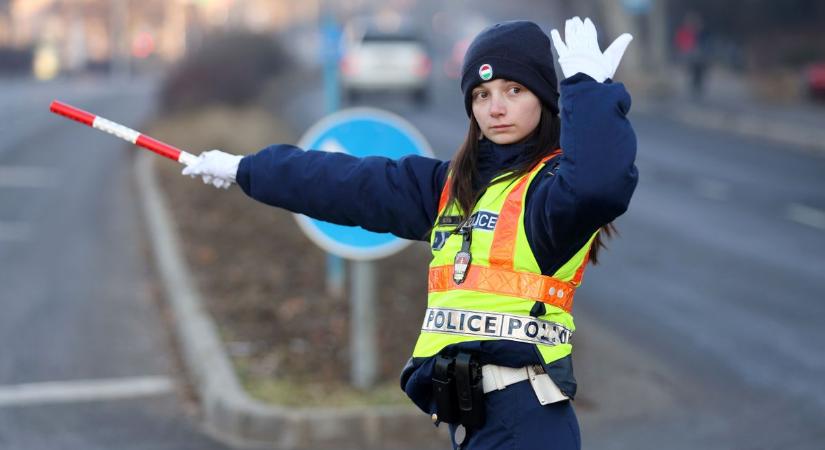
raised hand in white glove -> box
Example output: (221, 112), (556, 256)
(181, 149), (243, 190)
(550, 16), (633, 83)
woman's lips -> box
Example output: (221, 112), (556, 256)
(490, 125), (513, 131)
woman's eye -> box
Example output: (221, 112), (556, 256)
(473, 91), (488, 100)
(509, 86), (521, 94)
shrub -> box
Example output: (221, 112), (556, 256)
(160, 31), (292, 113)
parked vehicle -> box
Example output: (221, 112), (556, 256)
(340, 22), (432, 104)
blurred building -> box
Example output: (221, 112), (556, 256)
(1, 0), (322, 78)
(0, 0), (10, 46)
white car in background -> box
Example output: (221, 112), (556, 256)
(340, 24), (432, 104)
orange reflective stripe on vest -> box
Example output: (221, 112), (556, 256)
(428, 264), (575, 313)
(488, 151), (559, 268)
(571, 250), (590, 286)
(487, 173), (528, 269)
(438, 173), (452, 213)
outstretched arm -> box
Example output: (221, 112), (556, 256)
(184, 144), (449, 242)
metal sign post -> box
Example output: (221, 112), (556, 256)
(295, 108), (433, 389)
(351, 260), (377, 389)
(320, 12), (345, 298)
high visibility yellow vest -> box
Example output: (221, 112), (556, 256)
(412, 151), (598, 365)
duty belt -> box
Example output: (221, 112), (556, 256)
(421, 307), (572, 346)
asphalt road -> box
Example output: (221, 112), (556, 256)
(0, 77), (235, 449)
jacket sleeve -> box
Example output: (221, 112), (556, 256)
(235, 144), (450, 242)
(525, 73), (639, 274)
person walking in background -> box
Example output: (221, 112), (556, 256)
(674, 12), (710, 99)
(181, 17), (637, 450)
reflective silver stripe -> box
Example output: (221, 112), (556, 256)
(421, 307), (572, 346)
(92, 117), (140, 144)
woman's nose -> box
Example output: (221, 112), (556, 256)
(489, 97), (506, 116)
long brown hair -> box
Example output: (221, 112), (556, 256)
(446, 105), (613, 265)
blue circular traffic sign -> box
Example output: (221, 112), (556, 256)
(295, 107), (433, 260)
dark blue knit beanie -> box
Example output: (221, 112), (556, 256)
(461, 20), (559, 117)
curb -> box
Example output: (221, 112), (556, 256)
(134, 152), (446, 448)
(633, 100), (825, 155)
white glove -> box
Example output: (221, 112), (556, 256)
(550, 16), (633, 83)
(181, 149), (243, 190)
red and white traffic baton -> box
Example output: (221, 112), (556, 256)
(49, 100), (199, 166)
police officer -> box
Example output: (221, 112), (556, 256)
(183, 17), (637, 450)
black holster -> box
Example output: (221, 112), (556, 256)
(432, 352), (485, 429)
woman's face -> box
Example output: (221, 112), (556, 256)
(471, 79), (541, 145)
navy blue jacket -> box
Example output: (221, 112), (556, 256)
(236, 73), (638, 413)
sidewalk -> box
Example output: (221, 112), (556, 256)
(633, 66), (825, 154)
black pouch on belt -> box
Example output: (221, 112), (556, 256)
(455, 352), (485, 429)
(433, 355), (459, 424)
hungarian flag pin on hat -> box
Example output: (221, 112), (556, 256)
(479, 63), (493, 81)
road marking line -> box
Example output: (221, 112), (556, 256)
(0, 222), (29, 241)
(0, 166), (60, 188)
(787, 203), (825, 231)
(0, 376), (175, 407)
